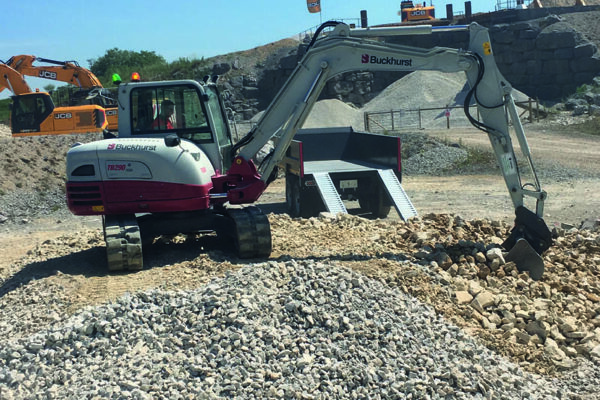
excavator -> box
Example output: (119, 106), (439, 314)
(65, 21), (552, 280)
(4, 55), (118, 131)
(399, 1), (436, 23)
(1, 62), (108, 137)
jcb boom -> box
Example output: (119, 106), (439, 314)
(6, 55), (118, 131)
(1, 62), (108, 137)
(66, 22), (551, 279)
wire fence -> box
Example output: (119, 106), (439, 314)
(364, 105), (478, 133)
(229, 99), (542, 139)
(363, 99), (542, 133)
(229, 120), (256, 143)
(495, 0), (533, 10)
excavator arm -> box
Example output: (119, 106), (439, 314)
(221, 21), (551, 277)
(0, 63), (32, 95)
(6, 55), (103, 88)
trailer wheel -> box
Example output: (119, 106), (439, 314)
(286, 174), (301, 217)
(359, 188), (391, 219)
(299, 189), (324, 218)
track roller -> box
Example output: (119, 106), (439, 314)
(103, 215), (143, 271)
(226, 206), (272, 259)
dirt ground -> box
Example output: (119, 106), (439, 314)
(1, 119), (598, 268)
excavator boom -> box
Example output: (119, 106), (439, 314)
(227, 21), (551, 278)
(0, 63), (32, 95)
(6, 55), (103, 88)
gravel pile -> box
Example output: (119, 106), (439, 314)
(398, 133), (470, 176)
(1, 259), (597, 399)
(0, 188), (71, 225)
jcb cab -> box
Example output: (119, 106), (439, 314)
(10, 92), (107, 137)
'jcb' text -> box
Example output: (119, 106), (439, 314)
(38, 70), (58, 80)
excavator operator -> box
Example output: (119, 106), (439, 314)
(152, 100), (175, 130)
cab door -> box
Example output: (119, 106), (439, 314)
(10, 93), (53, 134)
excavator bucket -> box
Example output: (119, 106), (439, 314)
(502, 206), (552, 281)
(505, 238), (545, 281)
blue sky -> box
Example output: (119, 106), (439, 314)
(1, 0), (497, 97)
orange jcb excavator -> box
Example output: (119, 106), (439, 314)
(398, 1), (436, 23)
(1, 62), (108, 137)
(5, 55), (118, 131)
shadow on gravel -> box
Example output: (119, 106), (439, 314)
(0, 202), (403, 298)
(142, 234), (229, 268)
(256, 202), (287, 215)
(271, 252), (410, 264)
(257, 201), (398, 220)
(0, 246), (106, 298)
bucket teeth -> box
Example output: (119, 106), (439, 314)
(505, 238), (545, 281)
(502, 206), (552, 280)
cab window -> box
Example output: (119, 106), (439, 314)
(204, 86), (232, 148)
(130, 84), (213, 143)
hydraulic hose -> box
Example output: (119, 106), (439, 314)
(231, 20), (343, 160)
(305, 21), (343, 52)
(463, 52), (504, 136)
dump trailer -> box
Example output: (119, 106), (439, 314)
(281, 127), (417, 220)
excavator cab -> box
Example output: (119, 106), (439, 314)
(10, 92), (53, 134)
(124, 82), (233, 173)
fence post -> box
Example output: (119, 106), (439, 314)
(418, 108), (422, 129)
(364, 112), (369, 131)
(390, 110), (394, 131)
(445, 104), (450, 129)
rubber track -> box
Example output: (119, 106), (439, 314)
(103, 215), (143, 271)
(227, 206), (272, 258)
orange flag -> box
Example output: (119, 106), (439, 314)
(307, 0), (321, 13)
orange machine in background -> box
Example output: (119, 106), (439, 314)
(398, 1), (436, 22)
(5, 55), (117, 131)
(1, 62), (108, 137)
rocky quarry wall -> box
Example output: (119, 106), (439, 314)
(217, 10), (600, 120)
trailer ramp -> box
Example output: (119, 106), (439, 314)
(313, 172), (347, 215)
(377, 169), (418, 221)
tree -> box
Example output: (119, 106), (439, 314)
(43, 84), (56, 92)
(88, 49), (167, 84)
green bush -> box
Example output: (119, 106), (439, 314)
(572, 116), (600, 136)
(0, 98), (10, 124)
(0, 49), (212, 126)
